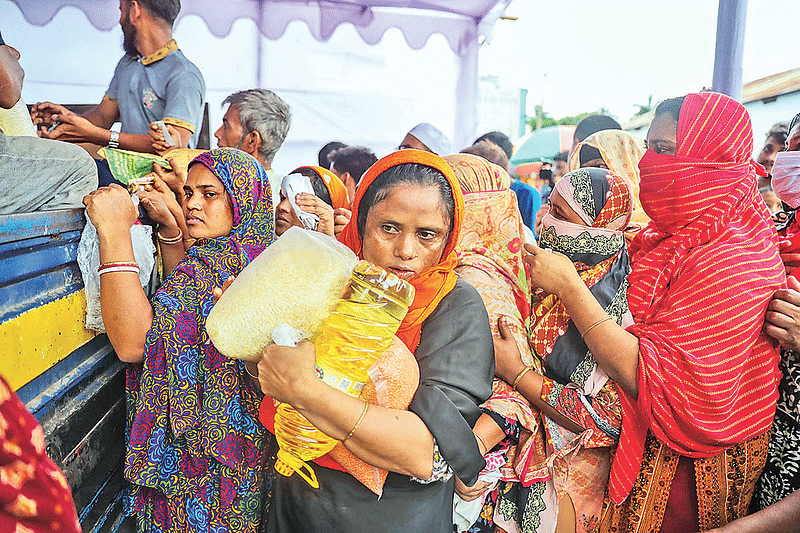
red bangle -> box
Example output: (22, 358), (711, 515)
(98, 265), (140, 275)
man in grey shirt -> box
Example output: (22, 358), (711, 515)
(0, 31), (97, 214)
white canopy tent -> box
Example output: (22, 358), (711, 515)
(5, 0), (511, 173)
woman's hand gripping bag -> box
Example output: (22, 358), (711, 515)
(327, 336), (420, 495)
(206, 226), (357, 361)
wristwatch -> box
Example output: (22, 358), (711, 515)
(107, 130), (120, 149)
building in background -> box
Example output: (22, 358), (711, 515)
(475, 75), (523, 149)
(623, 66), (800, 154)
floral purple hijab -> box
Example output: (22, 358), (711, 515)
(124, 148), (274, 531)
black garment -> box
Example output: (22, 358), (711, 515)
(752, 348), (800, 509)
(267, 279), (495, 533)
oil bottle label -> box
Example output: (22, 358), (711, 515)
(316, 366), (365, 396)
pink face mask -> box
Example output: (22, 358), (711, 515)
(771, 151), (800, 208)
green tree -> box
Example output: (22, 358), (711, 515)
(527, 107), (618, 131)
(526, 104), (557, 130)
(633, 95), (653, 118)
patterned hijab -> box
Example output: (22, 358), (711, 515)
(339, 149), (464, 352)
(447, 152), (511, 191)
(188, 148), (275, 277)
(292, 165), (351, 210)
(447, 153), (529, 336)
(126, 148), (274, 508)
(570, 130), (648, 228)
(448, 154), (550, 486)
(532, 168), (632, 394)
(609, 92), (785, 504)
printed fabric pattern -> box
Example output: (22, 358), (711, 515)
(599, 431), (769, 532)
(0, 375), (81, 533)
(124, 148), (275, 532)
(752, 348), (800, 509)
(611, 92), (785, 504)
(448, 154), (557, 533)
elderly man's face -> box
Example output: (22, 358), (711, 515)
(215, 105), (246, 150)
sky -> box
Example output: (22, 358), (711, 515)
(2, 0), (798, 166)
(479, 0), (800, 124)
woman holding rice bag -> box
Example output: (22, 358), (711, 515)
(82, 148), (274, 532)
(255, 149), (495, 532)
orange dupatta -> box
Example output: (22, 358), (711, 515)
(339, 149), (465, 351)
(293, 165), (350, 210)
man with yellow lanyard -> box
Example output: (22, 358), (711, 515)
(29, 0), (205, 184)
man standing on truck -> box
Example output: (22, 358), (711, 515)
(29, 0), (205, 162)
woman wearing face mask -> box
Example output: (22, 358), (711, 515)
(274, 166), (350, 238)
(492, 166), (632, 533)
(83, 148), (274, 532)
(570, 130), (648, 237)
(255, 149), (494, 533)
(522, 93), (784, 533)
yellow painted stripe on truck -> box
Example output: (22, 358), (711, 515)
(0, 290), (96, 391)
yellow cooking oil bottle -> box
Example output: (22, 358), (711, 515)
(273, 260), (415, 487)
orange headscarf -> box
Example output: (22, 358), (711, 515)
(293, 166), (350, 210)
(339, 149), (465, 351)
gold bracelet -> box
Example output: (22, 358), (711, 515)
(243, 363), (258, 379)
(99, 261), (138, 269)
(581, 316), (613, 340)
(474, 432), (487, 454)
(512, 366), (532, 391)
(343, 402), (369, 443)
(157, 228), (183, 245)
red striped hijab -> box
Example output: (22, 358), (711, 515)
(609, 92), (785, 504)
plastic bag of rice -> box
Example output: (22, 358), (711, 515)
(206, 226), (357, 361)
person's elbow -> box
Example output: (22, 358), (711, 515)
(0, 77), (21, 108)
(0, 92), (18, 109)
(109, 331), (147, 363)
(405, 452), (434, 480)
(394, 430), (435, 479)
(114, 346), (145, 364)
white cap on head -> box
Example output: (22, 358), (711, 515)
(407, 123), (452, 156)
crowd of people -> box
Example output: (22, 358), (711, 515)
(2, 1), (800, 533)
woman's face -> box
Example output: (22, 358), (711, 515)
(580, 157), (609, 170)
(361, 184), (450, 280)
(183, 165), (234, 239)
(274, 194), (302, 237)
(787, 123), (800, 152)
(646, 113), (679, 155)
(547, 189), (586, 226)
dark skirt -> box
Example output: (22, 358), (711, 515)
(267, 466), (455, 533)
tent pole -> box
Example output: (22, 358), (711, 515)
(711, 0), (748, 101)
(257, 0), (264, 88)
(454, 28), (479, 152)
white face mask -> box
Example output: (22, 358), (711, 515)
(771, 151), (800, 208)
